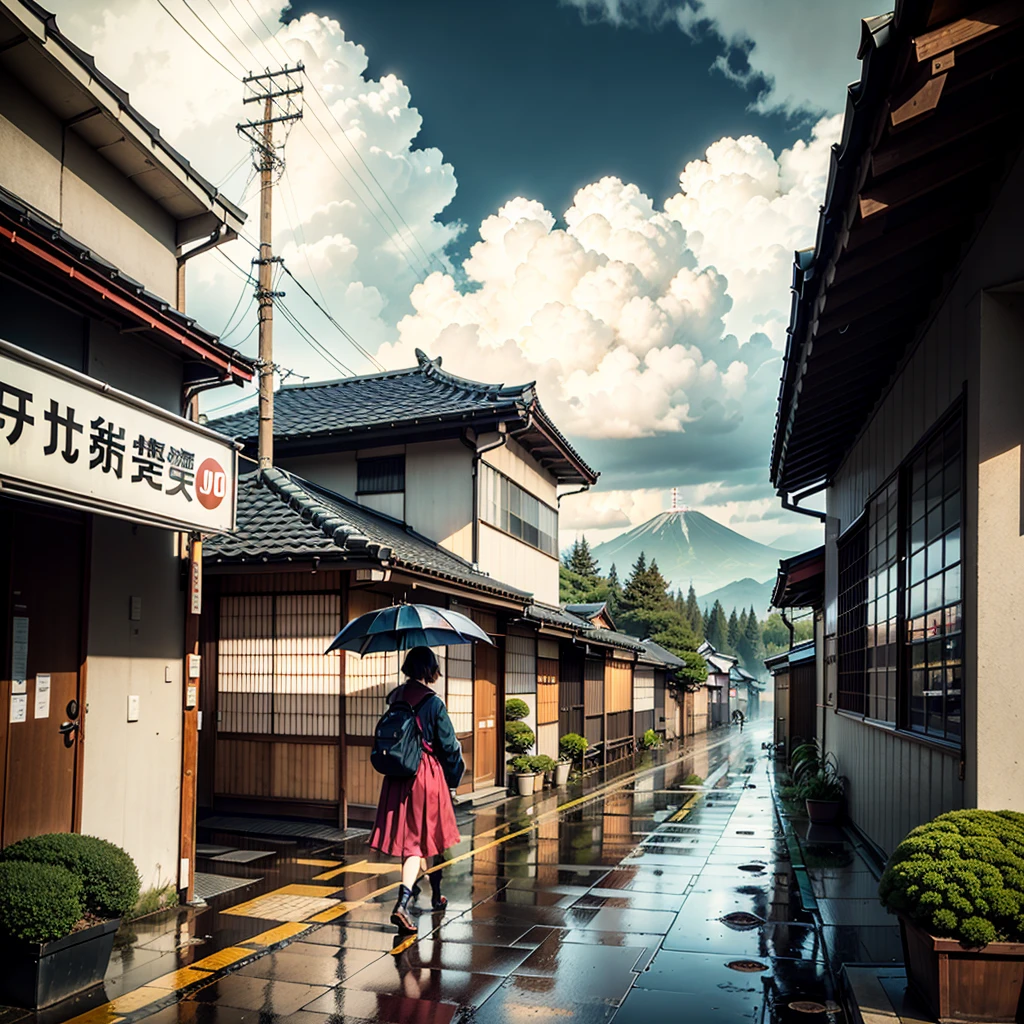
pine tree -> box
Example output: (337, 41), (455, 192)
(726, 608), (741, 653)
(738, 607), (749, 635)
(567, 535), (601, 583)
(705, 600), (729, 651)
(737, 605), (764, 674)
(685, 585), (701, 634)
(606, 563), (623, 617)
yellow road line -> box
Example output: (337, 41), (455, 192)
(241, 922), (311, 947)
(297, 858), (341, 868)
(145, 968), (212, 990)
(191, 946), (256, 971)
(669, 792), (702, 822)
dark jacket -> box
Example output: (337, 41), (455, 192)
(387, 680), (465, 789)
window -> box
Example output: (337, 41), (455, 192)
(480, 464), (558, 557)
(835, 407), (962, 743)
(906, 418), (962, 741)
(357, 455), (404, 494)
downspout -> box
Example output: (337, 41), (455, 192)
(780, 609), (796, 650)
(471, 426), (509, 568)
(780, 481), (828, 522)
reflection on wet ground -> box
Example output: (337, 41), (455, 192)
(9, 724), (864, 1024)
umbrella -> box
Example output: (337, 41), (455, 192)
(325, 603), (494, 656)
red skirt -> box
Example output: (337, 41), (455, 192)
(369, 748), (461, 858)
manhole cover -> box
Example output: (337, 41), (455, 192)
(788, 1001), (828, 1014)
(738, 863), (766, 872)
(721, 912), (763, 928)
(727, 960), (768, 973)
(736, 830), (754, 835)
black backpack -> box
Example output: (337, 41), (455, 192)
(370, 694), (437, 778)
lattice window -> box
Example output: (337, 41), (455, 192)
(218, 594), (341, 736)
(907, 414), (962, 741)
(537, 657), (559, 724)
(837, 518), (868, 715)
(446, 642), (473, 735)
(634, 666), (655, 713)
(605, 658), (632, 714)
(506, 632), (536, 694)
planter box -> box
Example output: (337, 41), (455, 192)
(805, 798), (842, 824)
(900, 916), (1024, 1022)
(0, 917), (120, 1009)
(515, 772), (542, 797)
(554, 761), (571, 786)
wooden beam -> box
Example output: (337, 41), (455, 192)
(891, 71), (948, 127)
(858, 144), (991, 219)
(874, 98), (1007, 176)
(835, 214), (962, 286)
(913, 0), (1024, 62)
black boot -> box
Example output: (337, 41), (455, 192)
(429, 869), (447, 911)
(390, 884), (417, 933)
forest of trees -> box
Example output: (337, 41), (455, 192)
(560, 536), (812, 679)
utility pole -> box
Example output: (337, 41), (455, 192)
(238, 64), (304, 469)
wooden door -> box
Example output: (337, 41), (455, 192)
(473, 643), (498, 787)
(2, 503), (85, 846)
(559, 648), (583, 738)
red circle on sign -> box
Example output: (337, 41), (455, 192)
(197, 458), (228, 510)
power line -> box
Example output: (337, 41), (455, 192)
(153, 0), (240, 78)
(174, 0), (249, 74)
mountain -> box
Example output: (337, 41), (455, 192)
(696, 577), (776, 618)
(591, 510), (793, 594)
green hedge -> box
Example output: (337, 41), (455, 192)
(0, 833), (140, 918)
(505, 698), (530, 722)
(0, 861), (84, 943)
(879, 809), (1024, 946)
(505, 721), (535, 755)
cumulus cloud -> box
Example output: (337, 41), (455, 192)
(562, 0), (866, 115)
(382, 116), (840, 450)
(46, 0), (458, 381)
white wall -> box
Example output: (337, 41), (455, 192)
(479, 523), (559, 605)
(483, 437), (558, 507)
(0, 70), (178, 301)
(406, 441), (473, 558)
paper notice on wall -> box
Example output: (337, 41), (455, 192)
(10, 694), (27, 723)
(34, 674), (51, 719)
(11, 616), (28, 694)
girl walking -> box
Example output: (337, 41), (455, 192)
(369, 646), (465, 933)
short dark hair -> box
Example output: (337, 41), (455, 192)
(402, 646), (439, 682)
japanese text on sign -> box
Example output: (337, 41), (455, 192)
(0, 341), (237, 532)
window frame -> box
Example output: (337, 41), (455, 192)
(356, 454), (405, 496)
(479, 463), (559, 559)
(834, 399), (965, 750)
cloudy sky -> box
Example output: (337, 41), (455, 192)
(49, 0), (871, 555)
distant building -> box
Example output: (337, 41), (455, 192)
(770, 0), (1024, 856)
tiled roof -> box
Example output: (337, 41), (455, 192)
(206, 468), (530, 602)
(639, 639), (685, 668)
(565, 602), (607, 619)
(209, 350), (597, 485)
(585, 628), (646, 654)
(525, 603), (595, 631)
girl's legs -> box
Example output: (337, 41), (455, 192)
(401, 855), (420, 890)
(391, 856), (420, 933)
(428, 853), (446, 908)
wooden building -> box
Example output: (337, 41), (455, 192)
(0, 0), (252, 899)
(770, 0), (1024, 857)
(765, 641), (816, 759)
(698, 641), (733, 730)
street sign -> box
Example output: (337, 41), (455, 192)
(0, 339), (238, 532)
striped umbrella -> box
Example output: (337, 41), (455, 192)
(325, 603), (494, 656)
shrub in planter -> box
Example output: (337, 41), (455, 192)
(1, 834), (141, 918)
(879, 810), (1024, 1022)
(509, 756), (534, 774)
(682, 773), (704, 787)
(505, 721), (535, 756)
(559, 733), (588, 764)
(0, 862), (84, 943)
(530, 755), (557, 779)
(879, 810), (1024, 947)
(505, 698), (530, 722)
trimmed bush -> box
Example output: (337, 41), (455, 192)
(682, 773), (704, 786)
(510, 755), (534, 774)
(878, 809), (1024, 946)
(505, 721), (535, 756)
(0, 833), (140, 918)
(559, 733), (588, 763)
(505, 698), (530, 722)
(529, 755), (557, 774)
(0, 861), (85, 943)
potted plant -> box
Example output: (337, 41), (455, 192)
(505, 698), (530, 723)
(879, 809), (1024, 1023)
(640, 728), (662, 750)
(554, 755), (572, 786)
(506, 719), (536, 795)
(509, 755), (542, 796)
(789, 740), (845, 824)
(530, 755), (557, 786)
(0, 833), (141, 1008)
(559, 733), (588, 779)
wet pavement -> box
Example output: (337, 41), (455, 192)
(5, 722), (859, 1024)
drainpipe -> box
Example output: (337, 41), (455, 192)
(780, 482), (828, 522)
(780, 609), (795, 650)
(471, 426), (509, 567)
(557, 482), (590, 507)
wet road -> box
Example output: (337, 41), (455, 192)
(42, 722), (842, 1024)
